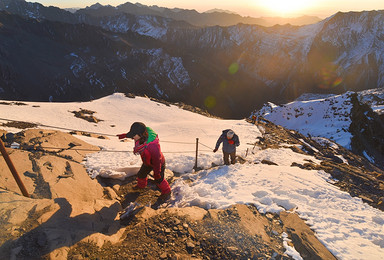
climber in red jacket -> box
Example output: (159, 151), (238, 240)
(117, 122), (171, 199)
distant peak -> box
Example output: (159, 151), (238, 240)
(86, 2), (103, 10)
(204, 8), (238, 15)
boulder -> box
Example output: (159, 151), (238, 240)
(0, 129), (125, 260)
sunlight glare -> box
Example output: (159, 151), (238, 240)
(256, 0), (317, 16)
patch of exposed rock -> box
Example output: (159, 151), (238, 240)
(0, 129), (121, 259)
(68, 196), (335, 260)
(349, 92), (384, 169)
(70, 109), (103, 123)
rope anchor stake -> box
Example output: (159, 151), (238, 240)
(0, 139), (29, 197)
(194, 138), (199, 170)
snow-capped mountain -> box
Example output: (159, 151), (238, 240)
(0, 1), (384, 119)
(254, 88), (384, 168)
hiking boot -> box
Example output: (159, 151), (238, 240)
(132, 177), (147, 190)
(157, 191), (171, 202)
(156, 179), (171, 195)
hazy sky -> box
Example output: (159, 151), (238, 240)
(28, 0), (384, 18)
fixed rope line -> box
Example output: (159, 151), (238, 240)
(1, 116), (234, 171)
(164, 150), (212, 153)
(39, 124), (116, 137)
(0, 117), (117, 137)
(4, 145), (212, 154)
(19, 146), (117, 153)
(1, 117), (213, 152)
(1, 117), (200, 145)
(199, 142), (214, 150)
(161, 140), (195, 144)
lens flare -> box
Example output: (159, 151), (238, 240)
(317, 64), (343, 90)
(228, 63), (239, 75)
(204, 96), (216, 108)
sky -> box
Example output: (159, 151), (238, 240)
(27, 0), (384, 18)
(1, 92), (384, 259)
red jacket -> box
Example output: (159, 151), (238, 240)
(134, 129), (165, 180)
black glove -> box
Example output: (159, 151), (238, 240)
(213, 148), (218, 153)
(117, 133), (127, 139)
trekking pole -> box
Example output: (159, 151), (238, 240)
(0, 139), (29, 197)
(194, 138), (199, 170)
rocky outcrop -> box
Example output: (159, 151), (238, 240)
(349, 92), (384, 168)
(68, 199), (336, 259)
(280, 211), (336, 260)
(0, 129), (123, 259)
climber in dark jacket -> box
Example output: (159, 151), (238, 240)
(213, 129), (240, 165)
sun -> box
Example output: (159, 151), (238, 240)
(255, 0), (316, 17)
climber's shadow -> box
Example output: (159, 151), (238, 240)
(2, 197), (121, 259)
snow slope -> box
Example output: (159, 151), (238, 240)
(255, 92), (353, 148)
(254, 89), (384, 166)
(1, 93), (384, 259)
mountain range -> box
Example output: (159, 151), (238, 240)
(0, 0), (384, 119)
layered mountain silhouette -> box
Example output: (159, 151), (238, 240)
(0, 1), (383, 119)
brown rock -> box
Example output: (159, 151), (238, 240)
(280, 211), (337, 260)
(234, 204), (270, 242)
